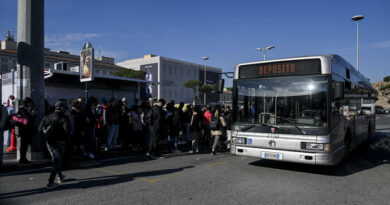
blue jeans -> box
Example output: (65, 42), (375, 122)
(107, 124), (119, 150)
(168, 135), (179, 150)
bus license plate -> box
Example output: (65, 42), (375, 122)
(262, 152), (283, 160)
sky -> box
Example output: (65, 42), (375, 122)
(0, 0), (389, 86)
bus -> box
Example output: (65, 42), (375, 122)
(226, 55), (376, 165)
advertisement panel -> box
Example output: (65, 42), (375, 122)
(80, 47), (94, 82)
(140, 63), (158, 98)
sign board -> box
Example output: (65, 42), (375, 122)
(239, 59), (321, 79)
(1, 71), (16, 105)
(140, 63), (158, 98)
(80, 45), (94, 82)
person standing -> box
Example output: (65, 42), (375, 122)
(105, 98), (120, 152)
(70, 100), (84, 153)
(6, 96), (16, 148)
(184, 104), (193, 143)
(189, 109), (202, 153)
(39, 101), (70, 189)
(210, 108), (227, 155)
(83, 96), (99, 159)
(147, 99), (165, 157)
(17, 97), (37, 165)
(203, 106), (212, 145)
(0, 104), (8, 167)
(118, 98), (130, 150)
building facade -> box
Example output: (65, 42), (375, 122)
(117, 54), (222, 104)
(0, 33), (155, 106)
(372, 81), (390, 109)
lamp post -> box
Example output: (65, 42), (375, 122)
(256, 46), (275, 61)
(352, 15), (364, 72)
(202, 57), (209, 104)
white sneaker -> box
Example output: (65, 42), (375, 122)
(58, 175), (66, 184)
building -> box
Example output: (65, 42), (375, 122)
(372, 81), (390, 109)
(220, 89), (233, 108)
(0, 32), (156, 106)
(117, 54), (222, 104)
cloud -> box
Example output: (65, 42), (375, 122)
(45, 33), (102, 53)
(369, 40), (390, 49)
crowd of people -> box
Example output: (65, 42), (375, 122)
(1, 95), (233, 168)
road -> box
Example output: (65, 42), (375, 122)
(0, 114), (389, 205)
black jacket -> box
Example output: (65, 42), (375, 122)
(39, 110), (70, 145)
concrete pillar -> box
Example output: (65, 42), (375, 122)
(16, 0), (45, 161)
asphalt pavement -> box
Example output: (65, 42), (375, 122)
(0, 114), (389, 205)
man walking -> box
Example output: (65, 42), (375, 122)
(39, 101), (70, 189)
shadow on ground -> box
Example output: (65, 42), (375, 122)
(249, 130), (390, 177)
(0, 165), (194, 200)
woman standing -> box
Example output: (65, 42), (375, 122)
(17, 97), (37, 164)
(210, 108), (227, 155)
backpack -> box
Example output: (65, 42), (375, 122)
(209, 116), (221, 131)
(42, 114), (60, 143)
(145, 109), (154, 126)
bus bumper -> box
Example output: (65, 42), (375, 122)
(231, 145), (338, 166)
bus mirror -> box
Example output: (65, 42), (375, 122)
(217, 79), (225, 93)
(333, 82), (344, 99)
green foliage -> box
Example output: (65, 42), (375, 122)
(226, 87), (233, 92)
(112, 69), (146, 79)
(183, 80), (203, 90)
(183, 80), (203, 104)
(384, 76), (390, 82)
(199, 84), (216, 94)
(379, 84), (390, 91)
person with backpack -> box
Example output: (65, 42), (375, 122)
(147, 98), (165, 157)
(38, 101), (70, 189)
(210, 108), (227, 155)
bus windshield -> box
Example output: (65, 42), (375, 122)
(233, 76), (328, 134)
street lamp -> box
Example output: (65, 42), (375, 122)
(255, 45), (275, 61)
(351, 15), (364, 72)
(202, 57), (209, 104)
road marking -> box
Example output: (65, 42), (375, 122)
(135, 177), (157, 183)
(206, 161), (225, 167)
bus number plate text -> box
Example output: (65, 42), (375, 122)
(262, 152), (283, 160)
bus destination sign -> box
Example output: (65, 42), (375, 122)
(239, 59), (321, 79)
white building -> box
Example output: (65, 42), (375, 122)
(117, 54), (222, 104)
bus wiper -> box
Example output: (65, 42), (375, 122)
(241, 122), (273, 131)
(274, 116), (307, 135)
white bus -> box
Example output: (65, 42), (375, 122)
(227, 55), (376, 165)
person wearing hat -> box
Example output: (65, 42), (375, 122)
(39, 101), (70, 189)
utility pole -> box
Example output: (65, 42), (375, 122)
(16, 0), (45, 161)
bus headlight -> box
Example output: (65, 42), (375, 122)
(232, 137), (247, 145)
(302, 142), (330, 151)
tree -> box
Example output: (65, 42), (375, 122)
(226, 87), (233, 92)
(379, 75), (390, 97)
(112, 69), (146, 79)
(184, 80), (203, 105)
